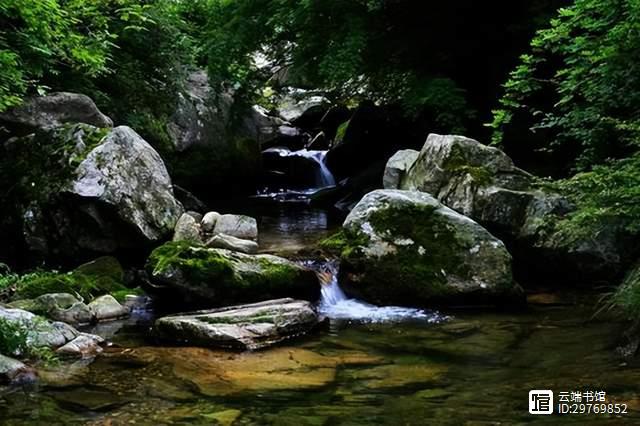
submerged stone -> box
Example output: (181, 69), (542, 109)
(155, 298), (319, 350)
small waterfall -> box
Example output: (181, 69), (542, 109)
(316, 262), (447, 323)
(266, 148), (336, 188)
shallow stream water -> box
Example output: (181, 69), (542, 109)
(2, 202), (640, 425)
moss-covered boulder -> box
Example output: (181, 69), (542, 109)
(395, 133), (636, 283)
(146, 242), (320, 306)
(326, 190), (522, 307)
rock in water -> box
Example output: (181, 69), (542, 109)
(206, 233), (259, 254)
(335, 189), (522, 307)
(146, 242), (320, 306)
(56, 333), (104, 358)
(155, 298), (319, 350)
(213, 214), (258, 241)
(87, 295), (129, 322)
(0, 354), (37, 385)
(0, 92), (113, 137)
(383, 149), (419, 190)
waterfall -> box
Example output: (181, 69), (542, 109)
(316, 262), (447, 323)
(296, 149), (336, 188)
(266, 148), (336, 188)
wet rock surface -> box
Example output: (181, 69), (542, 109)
(155, 298), (320, 350)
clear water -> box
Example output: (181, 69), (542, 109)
(1, 300), (639, 425)
(2, 202), (640, 425)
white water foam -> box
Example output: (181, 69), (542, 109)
(265, 148), (336, 187)
(317, 268), (447, 324)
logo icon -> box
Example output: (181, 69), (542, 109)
(529, 390), (554, 415)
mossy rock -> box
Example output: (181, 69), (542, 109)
(335, 190), (522, 307)
(146, 242), (320, 306)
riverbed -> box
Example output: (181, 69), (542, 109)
(1, 203), (639, 425)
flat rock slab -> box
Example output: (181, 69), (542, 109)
(155, 298), (319, 350)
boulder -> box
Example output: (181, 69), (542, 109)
(213, 214), (258, 241)
(206, 233), (259, 254)
(0, 306), (82, 351)
(155, 298), (319, 350)
(333, 190), (522, 307)
(56, 333), (104, 358)
(399, 133), (634, 282)
(173, 213), (203, 244)
(275, 88), (331, 128)
(382, 149), (420, 190)
(72, 125), (183, 241)
(0, 354), (37, 385)
(4, 124), (183, 262)
(0, 92), (112, 138)
(10, 293), (94, 324)
(166, 70), (266, 192)
(87, 295), (129, 321)
(146, 242), (320, 307)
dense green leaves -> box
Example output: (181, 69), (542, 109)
(491, 0), (640, 170)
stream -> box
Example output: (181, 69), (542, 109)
(2, 150), (640, 424)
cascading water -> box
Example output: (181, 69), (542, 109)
(316, 261), (448, 323)
(292, 149), (336, 187)
(262, 147), (336, 190)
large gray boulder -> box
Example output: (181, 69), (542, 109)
(0, 92), (113, 137)
(10, 124), (183, 260)
(333, 190), (522, 307)
(400, 134), (539, 233)
(397, 134), (635, 281)
(146, 242), (320, 307)
(155, 298), (319, 350)
(72, 125), (183, 241)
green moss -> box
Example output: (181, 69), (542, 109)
(0, 256), (129, 302)
(319, 229), (369, 259)
(254, 259), (299, 288)
(340, 204), (477, 303)
(613, 263), (640, 320)
(74, 256), (124, 283)
(335, 120), (350, 144)
(147, 241), (319, 305)
(110, 287), (145, 303)
(147, 241), (234, 280)
(441, 144), (493, 186)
